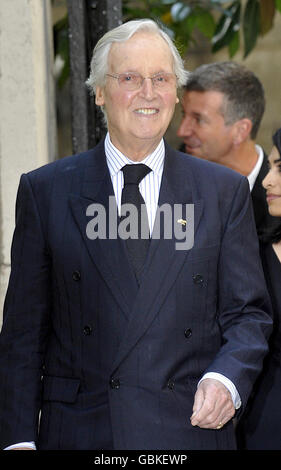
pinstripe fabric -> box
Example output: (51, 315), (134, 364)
(105, 132), (164, 234)
(0, 140), (273, 450)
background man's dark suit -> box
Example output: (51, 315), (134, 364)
(179, 144), (273, 238)
(0, 141), (272, 450)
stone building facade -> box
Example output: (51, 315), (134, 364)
(0, 0), (56, 325)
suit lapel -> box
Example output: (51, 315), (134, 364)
(69, 141), (204, 369)
(111, 144), (204, 372)
(69, 140), (138, 320)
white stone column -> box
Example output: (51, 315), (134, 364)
(0, 0), (56, 326)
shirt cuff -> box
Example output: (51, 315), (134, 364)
(199, 372), (242, 409)
(4, 442), (36, 450)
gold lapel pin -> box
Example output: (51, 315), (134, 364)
(177, 218), (187, 226)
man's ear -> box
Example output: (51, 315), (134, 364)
(95, 86), (105, 106)
(233, 118), (253, 145)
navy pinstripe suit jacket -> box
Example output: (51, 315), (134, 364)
(0, 140), (273, 450)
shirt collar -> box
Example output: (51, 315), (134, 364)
(247, 145), (264, 191)
(105, 132), (165, 178)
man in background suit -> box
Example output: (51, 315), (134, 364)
(177, 61), (274, 237)
(0, 20), (272, 450)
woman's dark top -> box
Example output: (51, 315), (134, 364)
(237, 243), (281, 450)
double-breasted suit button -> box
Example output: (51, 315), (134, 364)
(83, 325), (93, 335)
(167, 379), (175, 390)
(72, 270), (81, 281)
(192, 274), (204, 285)
(110, 378), (120, 389)
(184, 328), (192, 338)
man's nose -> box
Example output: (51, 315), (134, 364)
(139, 78), (156, 99)
(177, 116), (194, 138)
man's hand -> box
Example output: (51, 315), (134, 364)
(190, 378), (235, 429)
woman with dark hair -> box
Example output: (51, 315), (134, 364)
(237, 128), (281, 449)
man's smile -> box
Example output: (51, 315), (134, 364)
(134, 108), (159, 115)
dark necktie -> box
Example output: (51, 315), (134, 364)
(121, 164), (152, 283)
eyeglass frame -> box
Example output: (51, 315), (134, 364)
(105, 71), (178, 90)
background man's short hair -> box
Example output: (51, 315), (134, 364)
(185, 61), (265, 139)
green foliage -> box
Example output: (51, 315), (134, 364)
(53, 1), (281, 87)
(243, 0), (260, 58)
(275, 0), (281, 13)
(123, 0), (280, 58)
(53, 14), (69, 88)
(211, 1), (241, 57)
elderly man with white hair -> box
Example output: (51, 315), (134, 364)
(0, 19), (272, 450)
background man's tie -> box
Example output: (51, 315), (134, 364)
(121, 164), (152, 283)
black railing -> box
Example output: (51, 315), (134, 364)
(67, 0), (122, 154)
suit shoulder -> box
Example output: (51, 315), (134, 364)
(176, 149), (245, 185)
(25, 147), (97, 182)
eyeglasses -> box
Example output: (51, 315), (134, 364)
(106, 72), (177, 91)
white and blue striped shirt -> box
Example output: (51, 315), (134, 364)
(105, 132), (164, 234)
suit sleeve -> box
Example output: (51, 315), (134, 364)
(0, 174), (51, 449)
(204, 176), (273, 411)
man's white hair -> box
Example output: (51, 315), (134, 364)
(86, 18), (189, 95)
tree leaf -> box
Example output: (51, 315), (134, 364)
(228, 29), (240, 57)
(275, 0), (281, 13)
(211, 1), (240, 53)
(194, 8), (216, 38)
(260, 0), (275, 35)
(243, 0), (260, 58)
(184, 11), (198, 33)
